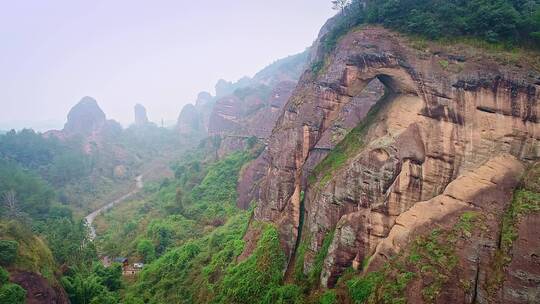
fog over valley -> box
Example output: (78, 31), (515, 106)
(1, 0), (334, 130)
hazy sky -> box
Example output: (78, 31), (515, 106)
(0, 0), (335, 130)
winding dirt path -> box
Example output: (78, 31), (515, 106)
(85, 175), (144, 240)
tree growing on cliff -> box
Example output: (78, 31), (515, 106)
(2, 190), (19, 218)
(332, 0), (351, 12)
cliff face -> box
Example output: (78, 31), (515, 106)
(242, 26), (539, 302)
(10, 270), (69, 304)
(63, 96), (107, 136)
(176, 52), (308, 141)
(177, 104), (203, 135)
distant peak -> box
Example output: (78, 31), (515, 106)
(134, 103), (149, 125)
(64, 96), (106, 134)
(78, 96), (99, 106)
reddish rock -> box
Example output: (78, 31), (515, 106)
(9, 270), (69, 304)
(177, 104), (202, 135)
(241, 26), (539, 301)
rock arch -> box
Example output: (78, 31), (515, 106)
(252, 49), (426, 265)
(245, 28), (539, 289)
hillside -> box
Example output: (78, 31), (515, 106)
(1, 1), (539, 304)
(127, 2), (539, 303)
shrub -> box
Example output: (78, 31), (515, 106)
(320, 290), (338, 304)
(0, 267), (8, 284)
(218, 225), (286, 304)
(309, 230), (334, 287)
(347, 272), (382, 304)
(261, 284), (304, 304)
(0, 283), (26, 304)
(0, 240), (18, 265)
(136, 239), (156, 263)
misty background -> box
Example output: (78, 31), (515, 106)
(0, 0), (334, 131)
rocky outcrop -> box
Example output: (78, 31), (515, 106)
(134, 103), (149, 126)
(177, 104), (203, 135)
(176, 52), (308, 145)
(10, 270), (69, 304)
(209, 81), (296, 143)
(252, 52), (310, 86)
(502, 210), (540, 303)
(44, 97), (123, 154)
(63, 96), (106, 135)
(241, 26), (539, 301)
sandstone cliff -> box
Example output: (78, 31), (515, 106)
(176, 52), (309, 145)
(44, 97), (123, 154)
(241, 26), (539, 303)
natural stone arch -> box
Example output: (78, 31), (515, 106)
(253, 54), (426, 265)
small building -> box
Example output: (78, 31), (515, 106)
(113, 257), (129, 268)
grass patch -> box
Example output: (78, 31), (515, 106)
(438, 59), (449, 69)
(0, 221), (58, 283)
(309, 230), (335, 288)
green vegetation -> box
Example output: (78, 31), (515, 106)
(96, 151), (252, 260)
(346, 211), (482, 303)
(347, 271), (383, 304)
(319, 0), (540, 61)
(43, 217), (97, 267)
(0, 240), (18, 265)
(0, 129), (91, 187)
(0, 221), (58, 282)
(319, 290), (338, 304)
(309, 230), (335, 287)
(438, 59), (450, 69)
(125, 213), (250, 303)
(0, 160), (56, 220)
(61, 263), (122, 304)
(294, 238), (309, 285)
(93, 149), (264, 303)
(0, 268), (25, 304)
(364, 0), (540, 46)
(262, 284), (304, 304)
(218, 225), (287, 303)
(136, 239), (156, 263)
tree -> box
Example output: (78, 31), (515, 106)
(2, 190), (19, 217)
(61, 271), (115, 304)
(0, 240), (18, 266)
(175, 188), (184, 214)
(137, 239), (156, 263)
(44, 218), (97, 266)
(0, 283), (26, 304)
(332, 0), (351, 12)
(0, 267), (25, 304)
(93, 263), (122, 292)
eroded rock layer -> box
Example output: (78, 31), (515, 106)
(242, 26), (539, 302)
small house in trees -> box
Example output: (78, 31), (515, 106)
(114, 257), (129, 268)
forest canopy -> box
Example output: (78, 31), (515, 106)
(323, 0), (540, 55)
